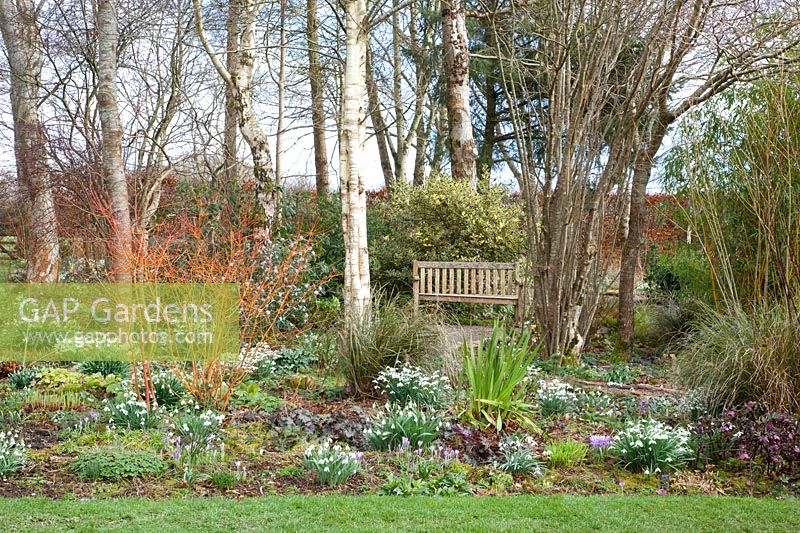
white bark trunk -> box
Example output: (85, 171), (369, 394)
(0, 0), (60, 282)
(442, 0), (477, 187)
(340, 0), (371, 324)
(97, 0), (133, 282)
(193, 0), (277, 228)
(391, 0), (405, 183)
(275, 0), (286, 188)
(223, 0), (240, 188)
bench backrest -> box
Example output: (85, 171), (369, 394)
(412, 260), (521, 309)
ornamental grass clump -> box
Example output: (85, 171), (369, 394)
(462, 325), (540, 432)
(0, 430), (26, 476)
(339, 296), (440, 396)
(302, 440), (363, 486)
(611, 418), (693, 475)
(675, 301), (800, 413)
(373, 364), (450, 408)
(365, 403), (444, 451)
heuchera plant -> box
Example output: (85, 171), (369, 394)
(692, 402), (800, 476)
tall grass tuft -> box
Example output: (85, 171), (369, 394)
(339, 296), (440, 396)
(666, 75), (800, 415)
(675, 301), (800, 414)
(462, 325), (540, 432)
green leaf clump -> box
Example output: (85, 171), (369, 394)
(462, 325), (540, 432)
(73, 448), (166, 480)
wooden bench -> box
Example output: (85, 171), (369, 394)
(412, 260), (523, 321)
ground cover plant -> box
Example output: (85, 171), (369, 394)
(72, 449), (167, 480)
(1, 325), (796, 502)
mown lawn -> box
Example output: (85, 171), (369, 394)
(0, 495), (797, 532)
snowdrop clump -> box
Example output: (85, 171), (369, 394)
(537, 378), (580, 417)
(497, 432), (544, 475)
(373, 364), (450, 407)
(522, 363), (542, 384)
(104, 391), (161, 430)
(611, 418), (693, 475)
(364, 403), (445, 451)
(238, 341), (280, 377)
(164, 409), (225, 465)
(303, 440), (363, 486)
(0, 430), (27, 476)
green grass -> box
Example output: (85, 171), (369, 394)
(0, 495), (797, 532)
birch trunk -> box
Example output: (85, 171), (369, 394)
(193, 0), (277, 228)
(97, 0), (133, 282)
(340, 0), (371, 324)
(306, 0), (329, 196)
(0, 0), (60, 282)
(275, 0), (286, 187)
(223, 0), (240, 188)
(441, 0), (477, 187)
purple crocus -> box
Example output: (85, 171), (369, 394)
(589, 435), (612, 448)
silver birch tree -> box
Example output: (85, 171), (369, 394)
(97, 0), (132, 282)
(340, 0), (370, 324)
(0, 0), (60, 282)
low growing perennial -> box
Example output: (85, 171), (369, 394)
(0, 429), (26, 476)
(302, 440), (362, 486)
(373, 364), (450, 407)
(364, 403), (444, 451)
(611, 418), (693, 475)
